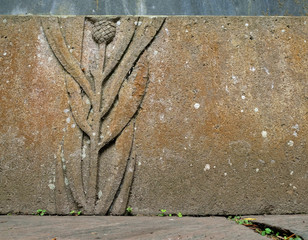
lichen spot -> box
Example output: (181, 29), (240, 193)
(98, 190), (103, 199)
(164, 28), (170, 35)
(263, 67), (270, 75)
(245, 23), (249, 27)
(232, 75), (238, 84)
(64, 177), (69, 186)
(259, 159), (265, 164)
(292, 124), (299, 130)
(250, 66), (256, 72)
(66, 117), (70, 123)
(48, 184), (55, 190)
(254, 107), (259, 112)
(256, 168), (259, 172)
(287, 140), (294, 147)
(241, 95), (246, 100)
(204, 164), (210, 171)
(261, 131), (267, 138)
(194, 103), (200, 109)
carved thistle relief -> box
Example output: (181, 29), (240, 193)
(41, 17), (165, 215)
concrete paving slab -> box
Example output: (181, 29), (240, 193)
(244, 215), (308, 239)
(0, 216), (265, 240)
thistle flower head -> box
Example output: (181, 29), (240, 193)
(92, 20), (116, 44)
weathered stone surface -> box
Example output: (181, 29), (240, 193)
(130, 17), (308, 216)
(0, 215), (266, 240)
(0, 16), (307, 215)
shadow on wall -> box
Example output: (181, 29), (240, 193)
(0, 0), (307, 16)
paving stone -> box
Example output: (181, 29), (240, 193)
(0, 216), (265, 240)
(244, 215), (308, 239)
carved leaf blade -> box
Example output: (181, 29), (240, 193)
(100, 17), (165, 118)
(99, 54), (148, 148)
(66, 77), (92, 137)
(41, 17), (94, 102)
(109, 141), (136, 215)
(94, 122), (134, 215)
(100, 17), (136, 83)
(61, 119), (87, 209)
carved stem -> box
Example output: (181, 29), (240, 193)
(98, 42), (107, 76)
(85, 93), (101, 212)
(85, 39), (105, 212)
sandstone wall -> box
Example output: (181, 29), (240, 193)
(0, 16), (307, 215)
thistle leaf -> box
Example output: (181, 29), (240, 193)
(41, 17), (94, 102)
(61, 121), (87, 209)
(109, 141), (136, 215)
(100, 17), (165, 119)
(99, 53), (148, 148)
(66, 76), (92, 137)
(94, 122), (135, 215)
(100, 17), (136, 83)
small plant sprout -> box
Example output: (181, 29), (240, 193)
(158, 209), (167, 217)
(126, 206), (132, 213)
(158, 209), (182, 217)
(229, 216), (252, 225)
(126, 206), (133, 216)
(69, 210), (82, 216)
(36, 209), (47, 216)
(261, 228), (272, 236)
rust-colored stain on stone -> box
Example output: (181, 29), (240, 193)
(0, 16), (307, 216)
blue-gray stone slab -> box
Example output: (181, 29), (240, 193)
(0, 0), (307, 16)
